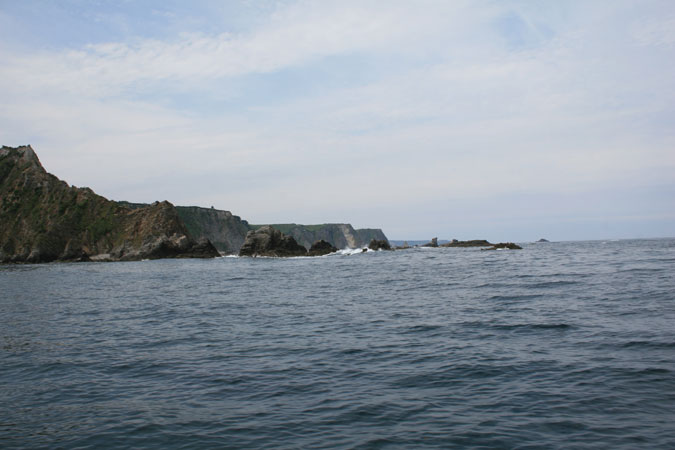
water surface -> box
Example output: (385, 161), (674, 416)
(2, 239), (675, 448)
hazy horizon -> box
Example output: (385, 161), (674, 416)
(2, 1), (674, 242)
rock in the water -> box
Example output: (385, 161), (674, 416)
(368, 239), (392, 251)
(394, 241), (411, 250)
(536, 238), (550, 242)
(440, 239), (492, 247)
(423, 237), (439, 248)
(307, 239), (338, 256)
(482, 242), (523, 250)
(239, 226), (307, 257)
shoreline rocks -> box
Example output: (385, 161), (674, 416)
(422, 237), (438, 248)
(239, 226), (308, 257)
(368, 239), (392, 251)
(440, 239), (492, 247)
(482, 242), (523, 250)
(307, 240), (339, 256)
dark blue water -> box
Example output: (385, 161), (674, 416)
(2, 239), (675, 449)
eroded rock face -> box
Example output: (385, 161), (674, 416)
(239, 226), (307, 257)
(0, 145), (219, 263)
(307, 240), (338, 256)
(368, 239), (392, 251)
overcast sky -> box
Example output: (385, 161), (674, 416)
(1, 0), (674, 241)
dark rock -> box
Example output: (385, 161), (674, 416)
(239, 226), (307, 257)
(482, 242), (523, 250)
(440, 239), (492, 247)
(537, 238), (550, 242)
(368, 239), (392, 251)
(423, 237), (438, 247)
(307, 239), (338, 256)
(188, 238), (221, 258)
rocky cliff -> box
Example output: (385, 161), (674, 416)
(249, 223), (388, 250)
(0, 145), (219, 262)
(176, 206), (251, 255)
(171, 207), (389, 253)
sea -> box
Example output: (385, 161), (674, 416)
(1, 239), (674, 449)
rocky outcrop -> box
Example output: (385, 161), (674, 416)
(0, 145), (219, 263)
(482, 242), (522, 250)
(423, 237), (439, 247)
(307, 240), (338, 256)
(239, 226), (308, 257)
(536, 238), (550, 242)
(368, 239), (392, 251)
(250, 223), (388, 250)
(440, 239), (493, 247)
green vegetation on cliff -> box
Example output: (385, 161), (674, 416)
(0, 146), (218, 263)
(1, 145), (389, 261)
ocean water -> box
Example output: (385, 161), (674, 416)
(1, 239), (675, 449)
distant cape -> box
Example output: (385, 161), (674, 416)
(0, 145), (389, 262)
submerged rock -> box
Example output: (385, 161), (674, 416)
(368, 239), (392, 251)
(482, 242), (523, 250)
(440, 239), (493, 248)
(239, 226), (307, 257)
(307, 240), (338, 256)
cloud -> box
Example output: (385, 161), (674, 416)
(3, 1), (449, 98)
(1, 0), (674, 239)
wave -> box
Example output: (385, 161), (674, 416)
(338, 247), (369, 256)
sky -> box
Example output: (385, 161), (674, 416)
(1, 0), (674, 241)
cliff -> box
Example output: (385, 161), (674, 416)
(175, 206), (251, 255)
(0, 145), (219, 263)
(172, 207), (389, 253)
(249, 223), (389, 250)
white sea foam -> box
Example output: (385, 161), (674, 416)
(338, 247), (369, 256)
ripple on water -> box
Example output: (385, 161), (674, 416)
(1, 239), (675, 448)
